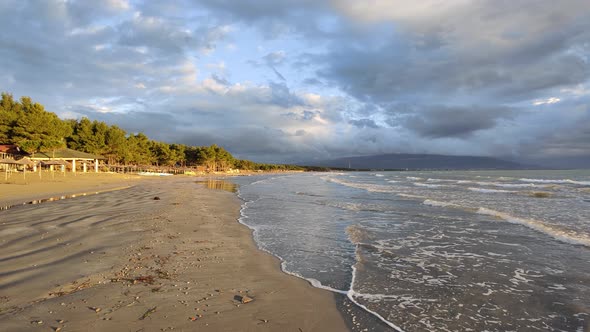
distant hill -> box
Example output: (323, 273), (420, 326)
(299, 153), (528, 170)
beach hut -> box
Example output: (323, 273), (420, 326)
(16, 157), (37, 180)
(0, 144), (28, 159)
(29, 148), (104, 173)
(40, 160), (71, 178)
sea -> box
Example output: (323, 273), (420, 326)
(228, 170), (590, 332)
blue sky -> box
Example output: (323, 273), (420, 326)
(1, 0), (590, 166)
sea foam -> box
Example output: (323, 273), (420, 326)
(476, 208), (590, 247)
(468, 187), (516, 194)
(519, 178), (590, 186)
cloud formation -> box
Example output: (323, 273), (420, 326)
(1, 0), (589, 166)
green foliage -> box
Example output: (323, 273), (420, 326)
(0, 91), (305, 172)
(9, 96), (72, 155)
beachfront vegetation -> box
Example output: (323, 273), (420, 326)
(0, 92), (303, 172)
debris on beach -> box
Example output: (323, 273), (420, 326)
(89, 306), (101, 313)
(139, 306), (157, 320)
(153, 196), (161, 200)
(236, 295), (253, 304)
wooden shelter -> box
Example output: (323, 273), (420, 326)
(0, 144), (28, 159)
(29, 148), (105, 173)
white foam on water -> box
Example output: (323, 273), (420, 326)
(413, 182), (447, 188)
(238, 186), (405, 331)
(519, 178), (590, 186)
(397, 193), (426, 199)
(324, 176), (396, 193)
(476, 208), (590, 247)
(419, 195), (590, 247)
(548, 284), (566, 290)
(278, 261), (348, 294)
(468, 187), (516, 194)
(406, 176), (423, 180)
(250, 176), (280, 186)
(423, 199), (461, 208)
(374, 173), (385, 177)
(348, 266), (406, 332)
(426, 178), (457, 183)
(478, 181), (548, 188)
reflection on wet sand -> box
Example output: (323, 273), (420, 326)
(196, 179), (238, 193)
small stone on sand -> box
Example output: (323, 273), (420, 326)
(240, 296), (253, 304)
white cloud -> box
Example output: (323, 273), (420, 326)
(533, 97), (561, 106)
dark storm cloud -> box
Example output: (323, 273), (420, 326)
(402, 106), (514, 138)
(349, 119), (379, 129)
(75, 108), (182, 139)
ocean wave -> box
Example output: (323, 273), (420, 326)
(374, 173), (385, 177)
(295, 191), (324, 197)
(413, 182), (447, 188)
(426, 178), (457, 183)
(349, 266), (406, 331)
(320, 201), (366, 212)
(423, 199), (461, 208)
(249, 176), (280, 186)
(398, 193), (427, 199)
(324, 176), (396, 193)
(519, 178), (590, 186)
(476, 208), (590, 247)
(420, 198), (590, 247)
(458, 180), (550, 188)
(481, 182), (547, 188)
(406, 176), (423, 180)
(468, 187), (516, 194)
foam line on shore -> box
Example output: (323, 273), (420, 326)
(347, 265), (405, 332)
(236, 183), (404, 331)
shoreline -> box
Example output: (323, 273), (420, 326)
(0, 175), (348, 331)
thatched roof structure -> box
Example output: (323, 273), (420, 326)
(31, 148), (105, 160)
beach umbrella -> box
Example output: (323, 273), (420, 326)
(16, 158), (37, 180)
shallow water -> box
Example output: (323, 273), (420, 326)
(195, 179), (238, 193)
(231, 170), (590, 331)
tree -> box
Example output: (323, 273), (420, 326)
(126, 133), (154, 165)
(11, 96), (71, 155)
(105, 125), (128, 164)
(170, 144), (186, 166)
(0, 93), (22, 143)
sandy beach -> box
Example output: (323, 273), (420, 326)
(0, 172), (142, 209)
(0, 175), (348, 331)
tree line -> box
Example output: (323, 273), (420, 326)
(0, 92), (303, 172)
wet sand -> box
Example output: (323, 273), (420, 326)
(0, 172), (141, 208)
(0, 176), (347, 331)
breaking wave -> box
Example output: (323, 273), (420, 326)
(519, 178), (590, 186)
(468, 187), (516, 194)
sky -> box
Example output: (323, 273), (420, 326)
(1, 0), (590, 167)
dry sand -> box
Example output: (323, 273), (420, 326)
(0, 175), (348, 331)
